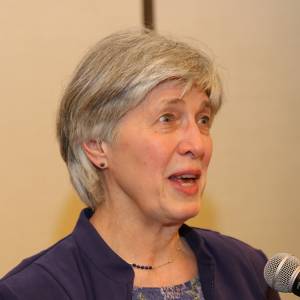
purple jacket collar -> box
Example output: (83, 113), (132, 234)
(72, 207), (215, 295)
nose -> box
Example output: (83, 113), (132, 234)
(177, 121), (211, 160)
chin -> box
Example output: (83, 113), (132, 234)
(166, 200), (201, 225)
(159, 186), (203, 224)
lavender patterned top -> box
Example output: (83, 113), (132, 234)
(132, 277), (205, 300)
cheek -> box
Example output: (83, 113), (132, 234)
(133, 135), (172, 177)
(204, 138), (213, 167)
(114, 131), (160, 167)
(141, 141), (169, 169)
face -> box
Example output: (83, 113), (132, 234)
(101, 81), (213, 225)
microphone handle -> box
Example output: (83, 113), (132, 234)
(293, 272), (300, 296)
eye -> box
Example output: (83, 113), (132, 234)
(159, 113), (176, 123)
(198, 115), (211, 126)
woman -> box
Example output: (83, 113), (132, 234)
(0, 29), (280, 299)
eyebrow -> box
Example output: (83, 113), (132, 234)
(200, 100), (213, 110)
(160, 97), (183, 106)
(157, 97), (212, 110)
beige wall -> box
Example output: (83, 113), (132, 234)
(0, 0), (141, 274)
(1, 1), (299, 299)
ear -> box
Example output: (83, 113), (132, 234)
(82, 139), (108, 168)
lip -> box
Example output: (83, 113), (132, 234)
(167, 169), (202, 196)
(168, 169), (202, 178)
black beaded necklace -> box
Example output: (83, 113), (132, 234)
(131, 260), (171, 270)
(130, 247), (182, 271)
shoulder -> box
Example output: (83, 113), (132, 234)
(189, 226), (267, 263)
(182, 226), (281, 299)
(0, 235), (81, 300)
(182, 225), (268, 281)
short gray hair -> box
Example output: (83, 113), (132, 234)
(56, 29), (223, 209)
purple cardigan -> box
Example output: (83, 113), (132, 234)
(0, 208), (280, 299)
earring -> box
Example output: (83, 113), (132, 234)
(99, 162), (106, 169)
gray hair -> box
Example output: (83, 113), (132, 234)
(56, 29), (223, 209)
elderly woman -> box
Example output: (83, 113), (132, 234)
(0, 30), (280, 300)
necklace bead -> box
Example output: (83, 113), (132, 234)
(132, 263), (153, 270)
(130, 244), (182, 271)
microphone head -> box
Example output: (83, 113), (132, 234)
(264, 253), (300, 293)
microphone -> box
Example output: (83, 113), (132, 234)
(264, 253), (300, 297)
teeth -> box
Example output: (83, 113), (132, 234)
(169, 173), (200, 181)
(181, 181), (194, 186)
(169, 174), (198, 180)
(177, 175), (196, 179)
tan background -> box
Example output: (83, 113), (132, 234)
(0, 1), (299, 299)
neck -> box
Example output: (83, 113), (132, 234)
(90, 202), (184, 268)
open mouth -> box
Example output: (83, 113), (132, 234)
(167, 170), (201, 195)
(168, 174), (200, 185)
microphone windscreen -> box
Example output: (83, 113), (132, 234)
(264, 253), (300, 293)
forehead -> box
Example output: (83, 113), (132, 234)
(141, 80), (210, 110)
